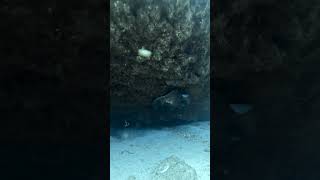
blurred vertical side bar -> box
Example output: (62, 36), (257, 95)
(106, 0), (111, 179)
(210, 0), (215, 178)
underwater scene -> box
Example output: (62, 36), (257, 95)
(110, 0), (210, 179)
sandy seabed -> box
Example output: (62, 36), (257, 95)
(110, 121), (210, 180)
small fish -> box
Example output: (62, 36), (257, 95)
(181, 94), (189, 98)
(124, 120), (130, 127)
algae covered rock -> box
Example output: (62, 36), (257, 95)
(152, 90), (191, 112)
(110, 0), (210, 106)
(150, 155), (198, 180)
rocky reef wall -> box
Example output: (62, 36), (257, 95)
(110, 0), (210, 107)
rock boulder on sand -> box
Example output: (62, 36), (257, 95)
(150, 155), (198, 180)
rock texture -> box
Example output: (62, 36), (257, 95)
(152, 90), (190, 114)
(151, 155), (198, 180)
(110, 0), (210, 107)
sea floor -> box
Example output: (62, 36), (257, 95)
(110, 120), (210, 180)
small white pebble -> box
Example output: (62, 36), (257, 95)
(138, 48), (152, 58)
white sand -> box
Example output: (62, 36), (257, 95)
(110, 121), (210, 180)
